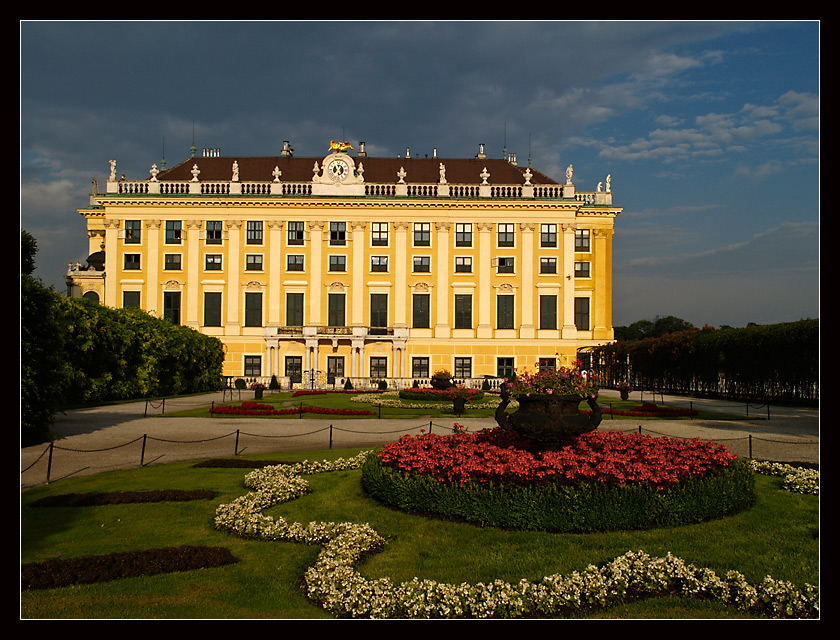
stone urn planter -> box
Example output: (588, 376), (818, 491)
(495, 384), (602, 450)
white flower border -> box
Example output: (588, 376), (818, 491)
(214, 451), (818, 619)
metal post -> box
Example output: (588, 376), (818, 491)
(46, 442), (54, 485)
(235, 429), (240, 455)
(140, 434), (147, 466)
(749, 434), (753, 459)
(329, 424), (333, 449)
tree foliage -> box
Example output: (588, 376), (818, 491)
(21, 232), (226, 445)
(591, 319), (819, 403)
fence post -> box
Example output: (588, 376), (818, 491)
(234, 429), (240, 456)
(46, 442), (54, 485)
(162, 398), (166, 414)
(329, 424), (333, 449)
(748, 434), (753, 459)
(429, 420), (433, 435)
(690, 401), (693, 419)
(140, 434), (147, 466)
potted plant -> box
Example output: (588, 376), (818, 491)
(495, 363), (601, 450)
(250, 381), (267, 399)
(616, 380), (633, 401)
(431, 368), (454, 390)
(448, 386), (472, 416)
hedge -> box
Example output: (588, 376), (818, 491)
(360, 456), (755, 533)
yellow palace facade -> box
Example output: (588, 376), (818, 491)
(66, 141), (622, 387)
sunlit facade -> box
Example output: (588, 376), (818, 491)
(67, 141), (622, 387)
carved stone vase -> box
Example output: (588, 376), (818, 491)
(495, 384), (602, 450)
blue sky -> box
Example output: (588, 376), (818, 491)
(20, 20), (820, 328)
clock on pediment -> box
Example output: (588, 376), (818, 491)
(312, 141), (364, 195)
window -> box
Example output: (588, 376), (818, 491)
(124, 254), (140, 270)
(330, 222), (346, 245)
(413, 222), (431, 246)
(327, 356), (344, 385)
(454, 357), (472, 379)
(205, 220), (223, 244)
(245, 292), (262, 327)
(412, 293), (430, 328)
(123, 291), (140, 308)
(124, 220), (141, 244)
(575, 229), (590, 252)
(539, 295), (557, 330)
(497, 357), (515, 379)
(455, 223), (472, 247)
(329, 255), (346, 272)
(247, 221), (264, 245)
(286, 293), (304, 326)
(371, 255), (388, 272)
(371, 222), (389, 246)
(498, 223), (515, 247)
(245, 356), (262, 377)
(497, 295), (514, 329)
(288, 221), (305, 245)
(163, 291), (180, 325)
(539, 358), (556, 371)
(412, 357), (430, 379)
(204, 292), (222, 326)
(246, 254), (263, 271)
(165, 220), (182, 244)
(575, 261), (591, 278)
(370, 293), (388, 328)
(575, 297), (590, 331)
(497, 257), (514, 274)
(370, 357), (388, 379)
(287, 254), (304, 271)
(455, 256), (472, 273)
(454, 294), (472, 329)
(540, 223), (557, 247)
(205, 254), (222, 270)
(164, 254), (182, 271)
(285, 356), (302, 383)
(328, 293), (345, 327)
(540, 257), (557, 274)
(413, 256), (430, 272)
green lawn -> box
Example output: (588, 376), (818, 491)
(179, 390), (746, 421)
(20, 446), (818, 619)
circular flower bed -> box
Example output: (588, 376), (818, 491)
(361, 428), (755, 532)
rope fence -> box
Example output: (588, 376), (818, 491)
(22, 417), (817, 486)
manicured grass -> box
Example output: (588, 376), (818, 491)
(21, 447), (818, 619)
(177, 390), (743, 421)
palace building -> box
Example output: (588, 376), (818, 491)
(66, 140), (622, 388)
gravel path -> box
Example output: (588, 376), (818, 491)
(21, 390), (818, 490)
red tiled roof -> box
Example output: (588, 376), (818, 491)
(155, 155), (558, 185)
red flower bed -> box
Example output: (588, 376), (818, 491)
(377, 427), (736, 489)
(291, 390), (385, 397)
(210, 401), (375, 416)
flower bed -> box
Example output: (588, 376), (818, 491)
(399, 387), (483, 402)
(362, 428), (754, 532)
(376, 428), (735, 488)
(210, 401), (375, 417)
(292, 389), (385, 397)
(213, 451), (818, 618)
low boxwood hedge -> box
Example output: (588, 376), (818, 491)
(360, 455), (755, 533)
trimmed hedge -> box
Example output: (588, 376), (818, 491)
(361, 455), (755, 533)
(22, 546), (238, 591)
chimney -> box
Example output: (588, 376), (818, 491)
(476, 143), (486, 159)
(281, 140), (293, 157)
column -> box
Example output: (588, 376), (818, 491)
(145, 220), (161, 314)
(185, 220), (201, 328)
(225, 221), (241, 334)
(267, 220), (284, 325)
(477, 222), (493, 338)
(351, 221), (366, 326)
(434, 221), (450, 337)
(393, 221), (409, 327)
(519, 221), (535, 338)
(561, 222), (578, 339)
(308, 221), (324, 327)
